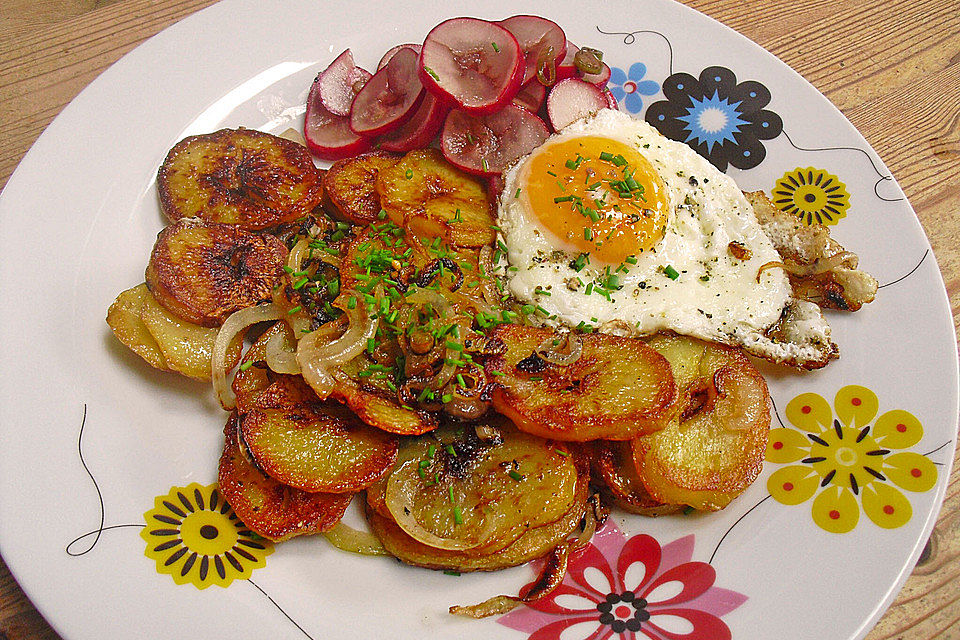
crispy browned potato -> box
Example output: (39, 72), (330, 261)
(331, 369), (439, 436)
(238, 402), (398, 494)
(366, 473), (589, 572)
(322, 151), (400, 224)
(217, 413), (352, 542)
(158, 128), (325, 230)
(369, 423), (580, 555)
(145, 218), (287, 327)
(586, 441), (681, 516)
(485, 324), (676, 441)
(632, 334), (770, 511)
(107, 283), (241, 380)
(376, 148), (495, 247)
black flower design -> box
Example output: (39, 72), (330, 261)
(645, 66), (782, 171)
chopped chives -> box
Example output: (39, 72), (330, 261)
(239, 360), (254, 371)
(453, 506), (463, 524)
(508, 470), (523, 481)
(664, 265), (680, 280)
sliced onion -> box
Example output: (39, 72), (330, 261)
(385, 460), (482, 551)
(212, 303), (283, 409)
(264, 330), (300, 374)
(757, 251), (857, 283)
(536, 331), (582, 366)
(296, 288), (378, 399)
(322, 522), (388, 556)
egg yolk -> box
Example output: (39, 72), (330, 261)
(523, 136), (669, 264)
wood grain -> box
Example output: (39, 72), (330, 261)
(0, 1), (957, 639)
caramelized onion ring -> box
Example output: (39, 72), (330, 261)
(212, 303), (283, 409)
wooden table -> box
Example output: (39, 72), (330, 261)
(0, 0), (957, 638)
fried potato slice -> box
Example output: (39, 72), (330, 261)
(586, 441), (681, 516)
(366, 472), (589, 572)
(106, 283), (241, 380)
(217, 413), (352, 542)
(106, 283), (168, 371)
(369, 422), (580, 555)
(323, 151), (400, 224)
(485, 324), (676, 441)
(146, 218), (288, 327)
(158, 128), (325, 230)
(376, 148), (495, 247)
(238, 402), (398, 494)
(632, 334), (770, 511)
(331, 363), (439, 436)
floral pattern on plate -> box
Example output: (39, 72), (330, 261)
(608, 63), (660, 114)
(772, 167), (851, 226)
(645, 66), (782, 172)
(766, 385), (938, 533)
(141, 482), (273, 588)
(498, 521), (746, 639)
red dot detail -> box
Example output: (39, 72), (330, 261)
(801, 405), (812, 414)
(883, 505), (895, 515)
(773, 441), (784, 450)
(783, 482), (794, 492)
(829, 510), (841, 520)
(911, 468), (922, 478)
(615, 606), (631, 618)
(851, 397), (862, 406)
(897, 423), (907, 433)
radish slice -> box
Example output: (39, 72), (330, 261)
(441, 104), (549, 176)
(377, 92), (450, 153)
(498, 15), (565, 87)
(513, 81), (546, 113)
(602, 88), (619, 110)
(350, 47), (425, 137)
(305, 75), (372, 160)
(378, 44), (422, 71)
(556, 41), (579, 82)
(318, 50), (373, 117)
(546, 78), (607, 131)
(418, 17), (524, 114)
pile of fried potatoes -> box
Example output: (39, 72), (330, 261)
(107, 128), (772, 575)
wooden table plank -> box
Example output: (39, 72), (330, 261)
(0, 1), (957, 639)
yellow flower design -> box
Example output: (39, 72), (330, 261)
(766, 385), (936, 533)
(141, 483), (273, 588)
(772, 167), (850, 226)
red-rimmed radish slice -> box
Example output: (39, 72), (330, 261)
(546, 78), (607, 131)
(377, 92), (450, 153)
(441, 103), (549, 176)
(556, 41), (579, 82)
(602, 88), (619, 110)
(378, 44), (422, 71)
(305, 76), (372, 160)
(350, 47), (425, 137)
(418, 17), (524, 114)
(318, 50), (373, 117)
(498, 15), (565, 86)
(513, 81), (546, 113)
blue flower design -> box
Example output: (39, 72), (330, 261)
(645, 66), (783, 172)
(677, 90), (749, 153)
(608, 63), (660, 114)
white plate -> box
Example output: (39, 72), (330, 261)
(0, 1), (956, 639)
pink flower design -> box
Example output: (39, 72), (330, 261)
(498, 522), (747, 640)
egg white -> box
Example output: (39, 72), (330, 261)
(497, 109), (792, 347)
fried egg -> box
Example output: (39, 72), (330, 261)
(497, 109), (815, 362)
